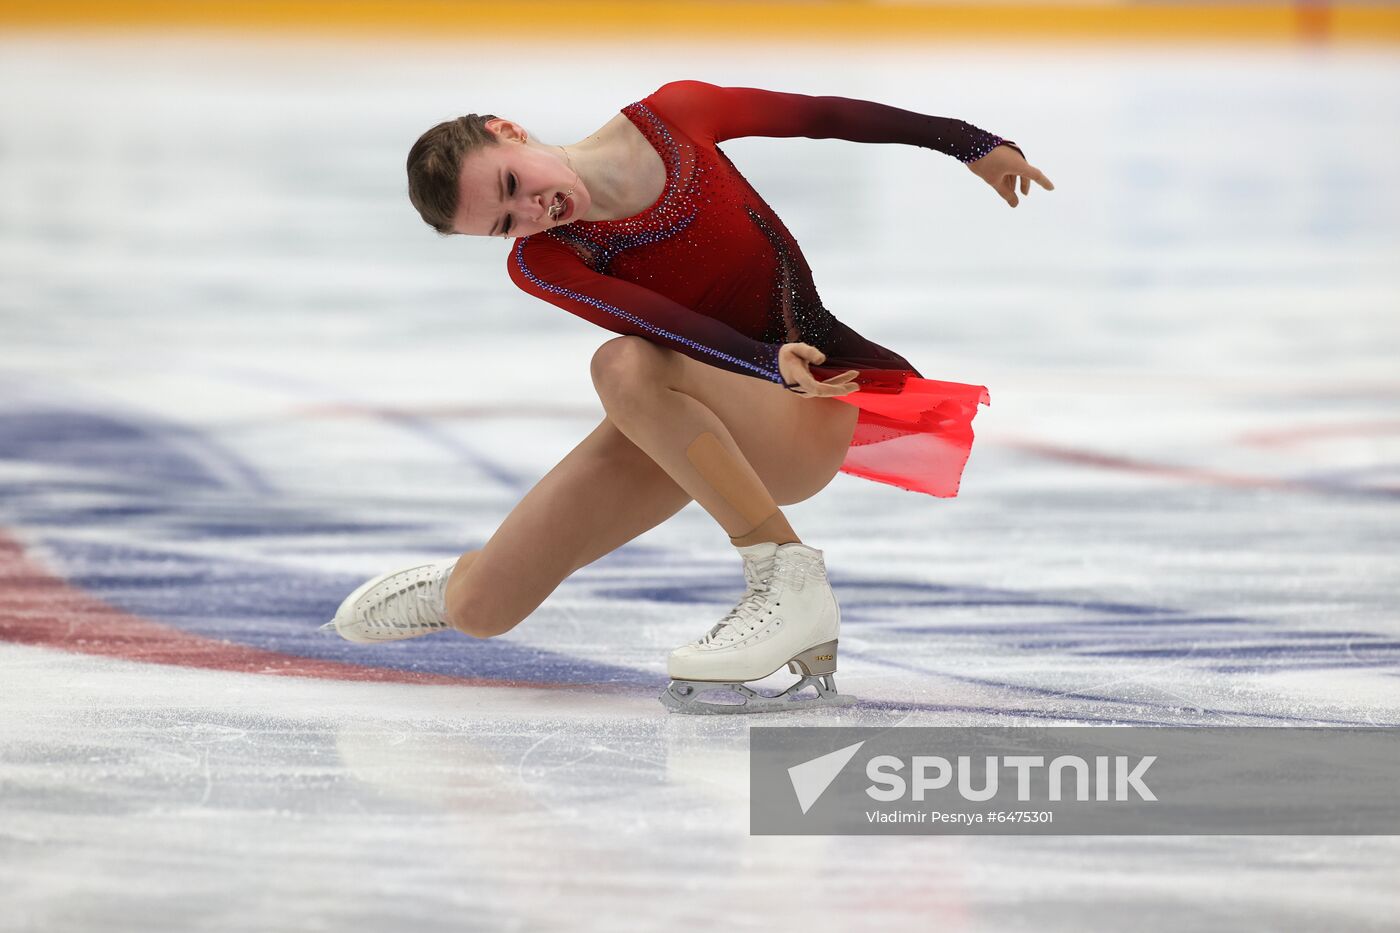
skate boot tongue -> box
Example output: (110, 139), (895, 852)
(735, 540), (780, 588)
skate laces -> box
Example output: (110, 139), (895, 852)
(363, 564), (453, 633)
(701, 552), (780, 646)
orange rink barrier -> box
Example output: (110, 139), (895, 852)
(0, 0), (1398, 44)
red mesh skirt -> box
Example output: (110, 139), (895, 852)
(822, 370), (990, 498)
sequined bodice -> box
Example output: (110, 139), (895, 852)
(541, 100), (836, 350)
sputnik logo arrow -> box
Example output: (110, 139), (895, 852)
(787, 741), (866, 815)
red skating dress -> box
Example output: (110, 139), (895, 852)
(508, 80), (1017, 497)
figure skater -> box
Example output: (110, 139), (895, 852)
(322, 80), (1053, 713)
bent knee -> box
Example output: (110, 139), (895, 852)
(589, 336), (675, 396)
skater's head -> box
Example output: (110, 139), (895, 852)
(407, 115), (584, 239)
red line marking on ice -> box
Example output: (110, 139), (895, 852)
(1237, 419), (1400, 448)
(0, 531), (569, 688)
(1000, 438), (1312, 491)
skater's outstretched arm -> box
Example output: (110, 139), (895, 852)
(649, 79), (1012, 159)
(649, 80), (1054, 208)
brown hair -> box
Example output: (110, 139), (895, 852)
(406, 114), (500, 235)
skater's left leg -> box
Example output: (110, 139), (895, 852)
(590, 337), (858, 545)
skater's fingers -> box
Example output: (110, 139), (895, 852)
(791, 374), (851, 398)
(813, 374), (860, 396)
(789, 369), (851, 397)
(814, 372), (859, 394)
(997, 176), (1017, 208)
(1033, 168), (1055, 190)
(1020, 174), (1030, 196)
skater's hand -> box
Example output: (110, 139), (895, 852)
(778, 343), (859, 398)
(967, 144), (1054, 208)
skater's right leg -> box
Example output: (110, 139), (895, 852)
(442, 416), (693, 638)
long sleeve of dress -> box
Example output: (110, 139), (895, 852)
(649, 79), (1022, 163)
(507, 236), (785, 383)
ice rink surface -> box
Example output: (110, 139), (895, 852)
(1, 35), (1398, 931)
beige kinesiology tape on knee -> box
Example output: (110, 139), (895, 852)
(684, 431), (779, 533)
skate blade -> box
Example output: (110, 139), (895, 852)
(659, 673), (855, 715)
(318, 621), (341, 636)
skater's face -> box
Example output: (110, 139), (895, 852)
(451, 119), (586, 238)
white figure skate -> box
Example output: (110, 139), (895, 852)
(660, 541), (854, 714)
(320, 558), (458, 643)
